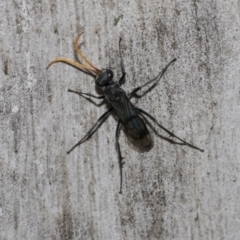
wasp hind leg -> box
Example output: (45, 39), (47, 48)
(136, 108), (204, 152)
(116, 120), (124, 194)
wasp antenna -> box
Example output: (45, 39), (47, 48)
(74, 33), (101, 75)
(46, 57), (96, 74)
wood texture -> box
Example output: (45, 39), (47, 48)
(1, 0), (240, 239)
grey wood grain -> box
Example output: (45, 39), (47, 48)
(1, 0), (240, 239)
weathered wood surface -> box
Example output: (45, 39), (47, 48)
(1, 0), (240, 239)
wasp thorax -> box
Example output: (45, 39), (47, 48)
(95, 69), (114, 87)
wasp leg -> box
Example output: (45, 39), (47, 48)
(118, 38), (126, 85)
(67, 108), (113, 154)
(136, 108), (204, 152)
(68, 89), (105, 99)
(116, 120), (124, 194)
(130, 58), (176, 98)
(138, 112), (186, 146)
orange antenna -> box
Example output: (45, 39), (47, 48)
(46, 33), (101, 76)
(74, 33), (101, 74)
(46, 57), (95, 72)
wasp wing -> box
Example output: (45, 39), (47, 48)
(108, 89), (152, 150)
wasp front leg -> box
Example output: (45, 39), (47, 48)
(130, 58), (176, 98)
(68, 89), (105, 99)
(118, 38), (126, 85)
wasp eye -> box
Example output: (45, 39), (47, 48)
(106, 69), (113, 79)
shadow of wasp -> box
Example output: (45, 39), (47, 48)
(47, 33), (204, 194)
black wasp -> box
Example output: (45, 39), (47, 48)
(47, 33), (204, 193)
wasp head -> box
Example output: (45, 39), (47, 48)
(95, 69), (114, 88)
